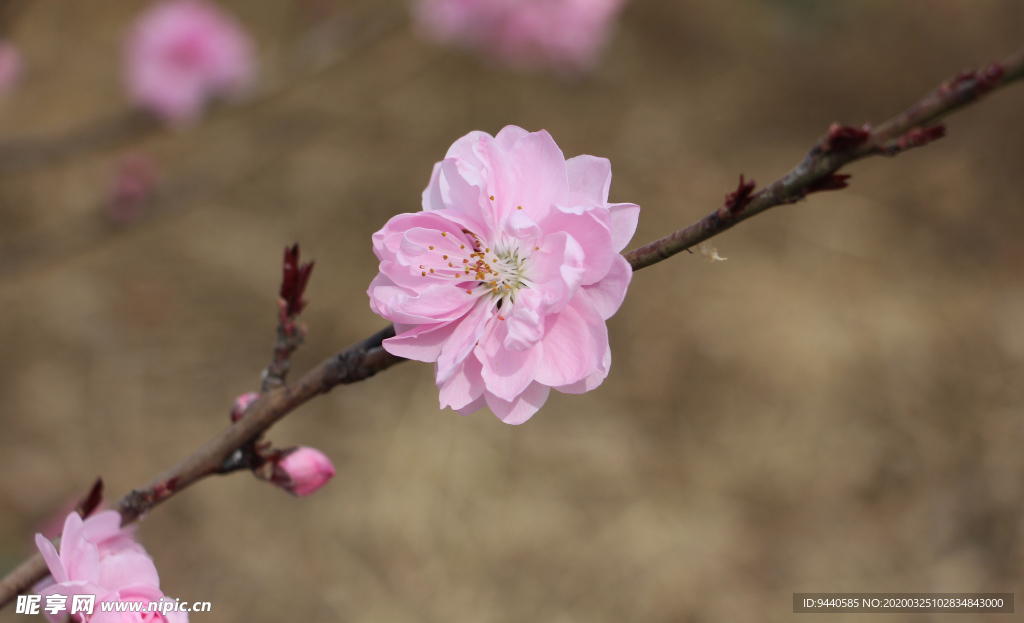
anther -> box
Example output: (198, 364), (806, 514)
(441, 232), (447, 237)
(430, 269), (434, 273)
(429, 246), (434, 250)
(421, 271), (426, 276)
(517, 206), (522, 210)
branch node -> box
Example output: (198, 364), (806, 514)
(881, 124), (947, 156)
(945, 62), (1004, 98)
(821, 123), (871, 153)
(722, 175), (757, 216)
(805, 174), (852, 195)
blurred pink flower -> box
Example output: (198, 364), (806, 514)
(34, 511), (186, 622)
(411, 0), (630, 72)
(368, 126), (639, 424)
(271, 447), (336, 497)
(0, 40), (22, 93)
(125, 0), (256, 125)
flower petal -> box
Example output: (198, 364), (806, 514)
(506, 129), (568, 224)
(422, 161), (445, 212)
(477, 316), (544, 402)
(504, 288), (545, 351)
(383, 283), (479, 325)
(565, 154), (611, 207)
(484, 382), (551, 425)
(525, 231), (586, 314)
(582, 253), (632, 320)
(533, 289), (607, 387)
(440, 157), (490, 231)
(608, 202), (640, 253)
(456, 393), (487, 416)
(383, 321), (458, 363)
(554, 343), (611, 394)
(436, 299), (495, 383)
(540, 206), (614, 285)
(495, 125), (529, 151)
(59, 512), (100, 585)
(439, 353), (485, 410)
(35, 534), (68, 584)
(470, 132), (518, 233)
(98, 551), (160, 593)
(504, 208), (542, 241)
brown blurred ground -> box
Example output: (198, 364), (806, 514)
(2, 0), (1024, 621)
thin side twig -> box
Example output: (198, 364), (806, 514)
(3, 45), (1024, 610)
(262, 244), (314, 391)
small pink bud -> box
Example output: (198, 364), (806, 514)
(0, 40), (22, 94)
(230, 391), (260, 422)
(271, 447), (335, 496)
(109, 152), (158, 223)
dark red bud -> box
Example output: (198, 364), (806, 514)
(806, 174), (852, 195)
(723, 175), (757, 215)
(822, 123), (871, 153)
(75, 478), (104, 518)
(280, 244), (315, 317)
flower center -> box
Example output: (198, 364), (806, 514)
(411, 229), (535, 312)
(483, 245), (531, 305)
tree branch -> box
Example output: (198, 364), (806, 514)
(0, 0), (408, 176)
(3, 44), (1024, 610)
(623, 46), (1024, 271)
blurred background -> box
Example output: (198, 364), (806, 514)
(1, 0), (1024, 621)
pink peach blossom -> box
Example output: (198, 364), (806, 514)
(411, 0), (630, 72)
(125, 0), (256, 125)
(368, 126), (639, 424)
(272, 447), (336, 497)
(34, 511), (186, 622)
(0, 40), (22, 93)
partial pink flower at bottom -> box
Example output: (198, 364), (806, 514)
(34, 511), (186, 623)
(125, 0), (256, 125)
(411, 0), (630, 72)
(0, 40), (22, 93)
(270, 447), (336, 496)
(368, 125), (639, 424)
(92, 588), (189, 623)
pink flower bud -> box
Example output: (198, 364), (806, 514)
(230, 391), (260, 422)
(0, 40), (21, 94)
(109, 152), (158, 223)
(271, 447), (335, 497)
